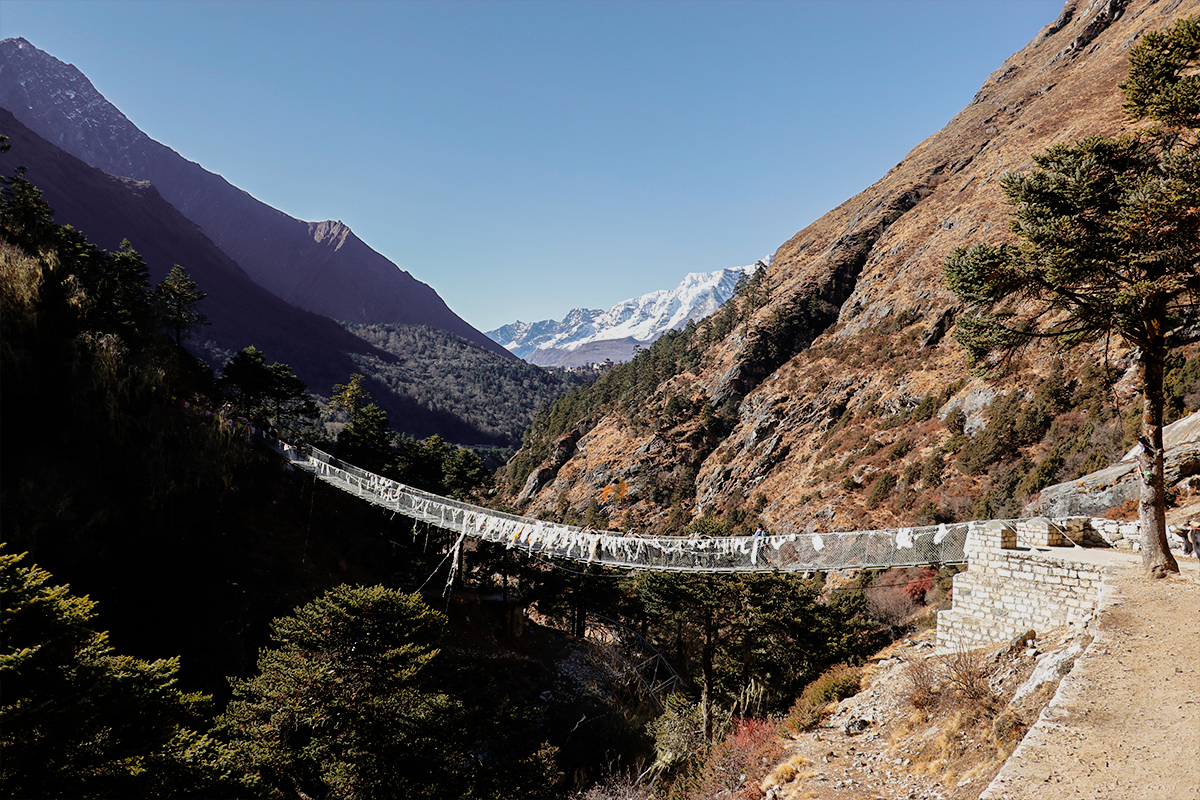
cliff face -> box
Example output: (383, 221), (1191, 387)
(505, 0), (1200, 533)
(0, 37), (513, 358)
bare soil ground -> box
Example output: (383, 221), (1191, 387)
(980, 559), (1200, 800)
(759, 558), (1200, 800)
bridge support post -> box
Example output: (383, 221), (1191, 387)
(965, 520), (1016, 558)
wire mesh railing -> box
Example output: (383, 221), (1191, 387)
(583, 613), (687, 711)
(274, 441), (970, 573)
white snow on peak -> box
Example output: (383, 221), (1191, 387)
(487, 257), (770, 364)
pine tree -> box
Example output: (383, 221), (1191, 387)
(944, 17), (1200, 577)
(216, 584), (560, 799)
(218, 346), (315, 431)
(218, 346), (273, 418)
(153, 264), (208, 347)
(331, 374), (394, 471)
(0, 550), (254, 797)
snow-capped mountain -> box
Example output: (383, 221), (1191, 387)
(488, 259), (769, 367)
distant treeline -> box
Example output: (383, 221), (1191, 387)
(344, 322), (598, 448)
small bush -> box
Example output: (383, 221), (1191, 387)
(991, 709), (1027, 753)
(921, 450), (945, 487)
(784, 663), (862, 733)
(886, 438), (912, 461)
(866, 584), (916, 627)
(695, 717), (782, 800)
(866, 471), (897, 508)
(943, 648), (999, 712)
(913, 394), (939, 422)
(906, 657), (940, 710)
(572, 767), (655, 800)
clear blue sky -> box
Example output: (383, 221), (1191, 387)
(2, 0), (1064, 332)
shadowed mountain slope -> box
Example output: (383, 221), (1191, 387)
(0, 107), (384, 396)
(0, 36), (511, 359)
(0, 109), (563, 446)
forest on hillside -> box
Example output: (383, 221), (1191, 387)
(0, 159), (953, 799)
(343, 322), (600, 448)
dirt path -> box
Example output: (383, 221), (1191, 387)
(980, 559), (1200, 800)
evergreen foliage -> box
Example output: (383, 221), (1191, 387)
(217, 584), (559, 800)
(0, 550), (254, 798)
(217, 345), (318, 433)
(944, 17), (1200, 574)
(331, 373), (396, 472)
(346, 322), (588, 447)
(152, 264), (208, 347)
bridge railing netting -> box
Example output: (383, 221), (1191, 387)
(275, 442), (969, 573)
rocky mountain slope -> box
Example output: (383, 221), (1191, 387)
(487, 259), (767, 366)
(0, 37), (511, 359)
(502, 0), (1200, 533)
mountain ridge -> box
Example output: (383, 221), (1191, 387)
(0, 36), (512, 359)
(501, 0), (1200, 534)
(488, 259), (767, 366)
(0, 108), (568, 447)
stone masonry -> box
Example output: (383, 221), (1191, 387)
(936, 520), (1107, 651)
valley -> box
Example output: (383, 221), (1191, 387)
(4, 0), (1200, 797)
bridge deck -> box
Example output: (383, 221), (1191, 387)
(277, 443), (971, 573)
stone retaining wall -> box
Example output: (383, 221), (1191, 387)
(936, 520), (1106, 651)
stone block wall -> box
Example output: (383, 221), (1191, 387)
(936, 521), (1105, 651)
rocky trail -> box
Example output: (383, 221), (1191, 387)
(981, 559), (1200, 800)
(759, 556), (1200, 800)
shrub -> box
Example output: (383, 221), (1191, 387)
(571, 767), (655, 800)
(921, 449), (945, 487)
(913, 394), (939, 422)
(942, 647), (999, 713)
(694, 717), (782, 800)
(886, 438), (912, 461)
(866, 583), (916, 627)
(866, 471), (897, 508)
(906, 656), (940, 710)
(784, 663), (862, 733)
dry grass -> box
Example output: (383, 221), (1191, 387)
(761, 754), (810, 791)
(905, 655), (940, 710)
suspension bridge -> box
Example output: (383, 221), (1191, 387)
(274, 442), (971, 574)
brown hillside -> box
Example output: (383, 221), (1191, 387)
(504, 0), (1200, 533)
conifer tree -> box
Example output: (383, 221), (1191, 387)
(0, 550), (253, 797)
(219, 346), (315, 431)
(218, 346), (273, 418)
(944, 17), (1200, 577)
(153, 264), (208, 347)
(331, 374), (395, 471)
(216, 584), (559, 799)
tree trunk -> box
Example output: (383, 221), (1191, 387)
(701, 609), (714, 742)
(1138, 349), (1180, 578)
